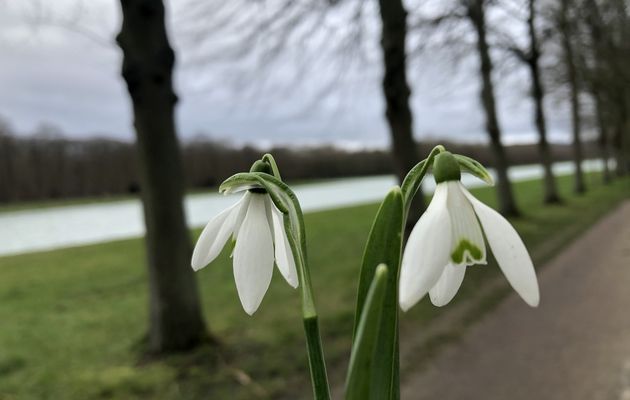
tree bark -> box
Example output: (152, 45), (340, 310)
(526, 0), (560, 203)
(559, 0), (586, 193)
(377, 0), (425, 231)
(594, 93), (611, 184)
(467, 0), (520, 216)
(614, 92), (630, 176)
(583, 0), (611, 184)
(117, 0), (207, 353)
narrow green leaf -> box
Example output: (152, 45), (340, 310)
(346, 264), (389, 400)
(353, 187), (403, 400)
(453, 153), (494, 185)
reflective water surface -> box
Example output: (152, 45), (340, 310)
(0, 160), (606, 256)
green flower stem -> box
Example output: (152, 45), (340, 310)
(400, 145), (444, 221)
(220, 172), (330, 399)
(281, 194), (330, 400)
(262, 153), (283, 180)
(303, 315), (330, 399)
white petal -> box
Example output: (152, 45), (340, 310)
(231, 192), (252, 237)
(399, 183), (453, 311)
(462, 188), (540, 307)
(429, 263), (466, 307)
(271, 205), (299, 288)
(191, 194), (248, 271)
(446, 182), (486, 266)
(233, 193), (275, 315)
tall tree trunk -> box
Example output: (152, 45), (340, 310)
(117, 0), (207, 353)
(616, 92), (630, 176)
(583, 0), (611, 184)
(594, 92), (611, 183)
(559, 0), (586, 193)
(377, 0), (424, 231)
(526, 0), (560, 203)
(467, 0), (519, 216)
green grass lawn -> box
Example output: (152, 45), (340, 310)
(0, 173), (628, 400)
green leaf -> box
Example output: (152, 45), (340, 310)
(453, 153), (494, 185)
(352, 187), (403, 400)
(346, 264), (389, 400)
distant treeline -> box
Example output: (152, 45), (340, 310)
(0, 131), (599, 203)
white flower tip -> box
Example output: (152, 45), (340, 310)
(399, 301), (412, 313)
(191, 259), (206, 272)
(429, 294), (450, 307)
(288, 278), (299, 289)
(239, 293), (264, 315)
(399, 290), (422, 312)
(243, 303), (258, 315)
(522, 289), (540, 308)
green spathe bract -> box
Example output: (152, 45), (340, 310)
(453, 153), (495, 185)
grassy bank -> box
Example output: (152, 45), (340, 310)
(0, 173), (628, 400)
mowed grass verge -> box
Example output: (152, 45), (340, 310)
(0, 173), (628, 400)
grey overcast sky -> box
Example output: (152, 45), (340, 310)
(0, 0), (583, 149)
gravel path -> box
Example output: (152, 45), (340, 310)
(401, 200), (630, 400)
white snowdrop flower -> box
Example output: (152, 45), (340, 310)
(191, 167), (298, 315)
(399, 152), (539, 311)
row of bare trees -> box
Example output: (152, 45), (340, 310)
(181, 0), (629, 216)
(131, 0), (626, 353)
(0, 121), (600, 203)
(8, 0), (624, 355)
(403, 0), (629, 214)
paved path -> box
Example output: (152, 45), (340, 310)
(401, 200), (630, 400)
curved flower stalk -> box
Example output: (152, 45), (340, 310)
(399, 151), (540, 311)
(192, 155), (330, 399)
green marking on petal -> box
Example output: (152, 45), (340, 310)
(228, 236), (237, 257)
(451, 239), (483, 264)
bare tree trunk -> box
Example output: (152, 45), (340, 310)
(583, 0), (611, 184)
(117, 0), (207, 353)
(526, 0), (560, 203)
(617, 92), (630, 176)
(559, 0), (586, 194)
(377, 0), (424, 231)
(467, 0), (519, 216)
(594, 92), (611, 183)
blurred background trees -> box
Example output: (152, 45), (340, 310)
(2, 0), (628, 208)
(0, 126), (604, 203)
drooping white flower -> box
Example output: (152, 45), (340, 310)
(399, 153), (539, 311)
(191, 190), (299, 315)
